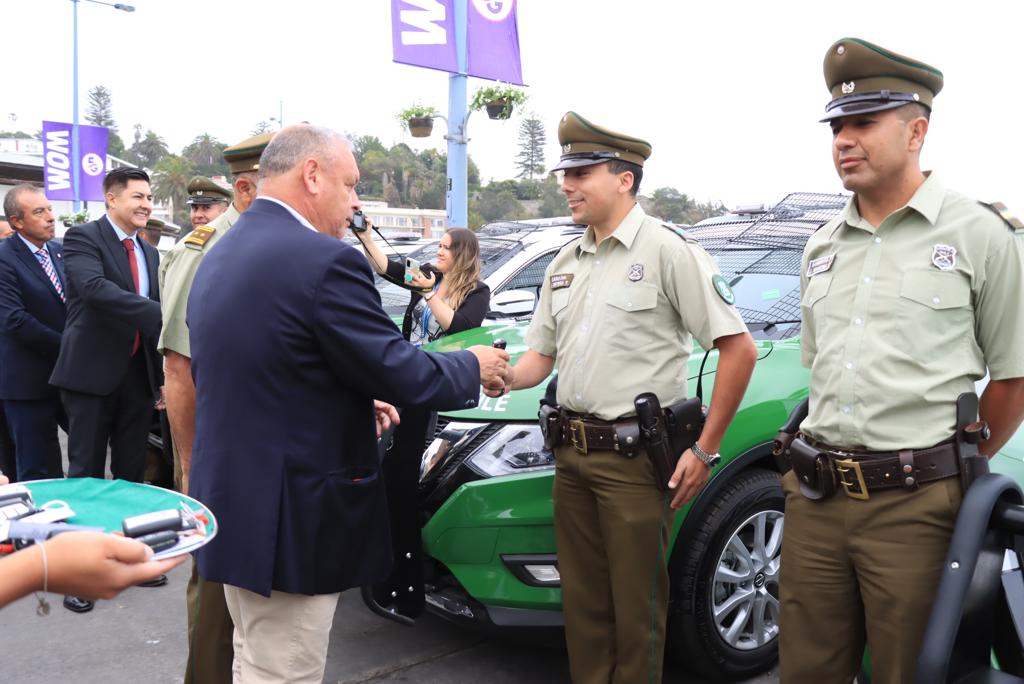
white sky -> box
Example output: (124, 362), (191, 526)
(4, 1), (1022, 211)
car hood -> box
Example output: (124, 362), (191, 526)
(423, 323), (773, 422)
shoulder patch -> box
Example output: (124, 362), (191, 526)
(183, 226), (216, 250)
(981, 201), (1024, 232)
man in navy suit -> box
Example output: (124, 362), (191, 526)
(0, 186), (67, 481)
(188, 125), (510, 683)
(0, 214), (17, 481)
(50, 167), (162, 486)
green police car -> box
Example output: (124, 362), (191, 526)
(385, 193), (1024, 680)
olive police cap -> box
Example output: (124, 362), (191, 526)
(186, 176), (232, 206)
(222, 132), (275, 175)
(145, 217), (165, 231)
(551, 111), (652, 171)
(821, 38), (944, 122)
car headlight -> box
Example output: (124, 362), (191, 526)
(465, 424), (555, 478)
(420, 422), (489, 483)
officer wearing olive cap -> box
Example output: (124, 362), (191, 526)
(158, 132), (273, 684)
(502, 112), (757, 683)
(140, 217), (165, 248)
(186, 176), (232, 229)
(779, 39), (1024, 683)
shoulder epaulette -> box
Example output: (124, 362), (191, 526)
(981, 201), (1024, 232)
(183, 225), (216, 250)
(661, 222), (696, 243)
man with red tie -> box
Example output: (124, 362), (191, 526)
(50, 167), (164, 612)
(0, 185), (67, 481)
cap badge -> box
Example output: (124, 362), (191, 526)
(842, 81), (856, 94)
(913, 93), (920, 101)
(627, 263), (644, 282)
(562, 144), (571, 153)
(932, 244), (957, 271)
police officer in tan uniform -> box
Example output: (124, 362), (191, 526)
(158, 132), (272, 684)
(185, 176), (232, 229)
(779, 38), (1024, 684)
(501, 112), (757, 683)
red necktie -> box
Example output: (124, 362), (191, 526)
(122, 238), (140, 355)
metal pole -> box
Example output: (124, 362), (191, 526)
(445, 0), (468, 228)
(72, 0), (81, 212)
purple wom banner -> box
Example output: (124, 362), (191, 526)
(42, 121), (108, 202)
(466, 0), (523, 85)
(391, 0), (523, 85)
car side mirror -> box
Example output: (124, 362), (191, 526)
(488, 289), (537, 318)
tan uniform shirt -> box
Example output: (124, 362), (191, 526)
(158, 203), (241, 357)
(800, 173), (1024, 450)
(526, 203), (747, 421)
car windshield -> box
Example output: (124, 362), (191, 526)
(373, 237), (525, 316)
(705, 246), (802, 340)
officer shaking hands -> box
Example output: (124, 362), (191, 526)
(499, 112), (757, 684)
(779, 39), (1024, 684)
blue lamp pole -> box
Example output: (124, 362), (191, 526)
(71, 0), (134, 212)
(445, 0), (469, 228)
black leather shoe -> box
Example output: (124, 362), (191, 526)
(63, 595), (94, 613)
(137, 574), (168, 588)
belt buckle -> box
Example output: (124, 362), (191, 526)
(568, 419), (588, 454)
(835, 457), (869, 501)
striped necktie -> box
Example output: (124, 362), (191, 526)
(34, 248), (65, 303)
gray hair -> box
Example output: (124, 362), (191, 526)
(2, 184), (44, 221)
(257, 125), (348, 183)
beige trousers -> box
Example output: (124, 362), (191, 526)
(222, 584), (340, 684)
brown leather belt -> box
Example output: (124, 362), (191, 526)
(800, 435), (960, 499)
(561, 413), (640, 456)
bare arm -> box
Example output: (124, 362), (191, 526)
(163, 351), (195, 489)
(509, 350), (557, 391)
(354, 230), (390, 274)
(980, 377), (1024, 456)
(669, 332), (758, 508)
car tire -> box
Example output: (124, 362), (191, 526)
(666, 468), (784, 680)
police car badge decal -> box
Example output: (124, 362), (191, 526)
(628, 264), (644, 281)
(931, 244), (957, 271)
(712, 274), (736, 305)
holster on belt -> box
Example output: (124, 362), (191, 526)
(663, 396), (706, 458)
(788, 436), (837, 501)
(955, 392), (990, 493)
(635, 393), (675, 492)
(539, 404), (564, 450)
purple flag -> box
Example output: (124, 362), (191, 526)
(466, 0), (523, 85)
(42, 121), (108, 202)
(391, 0), (458, 74)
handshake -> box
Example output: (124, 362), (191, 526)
(467, 345), (512, 397)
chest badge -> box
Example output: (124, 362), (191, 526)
(806, 254), (835, 278)
(627, 263), (644, 282)
(931, 244), (957, 271)
(549, 273), (574, 290)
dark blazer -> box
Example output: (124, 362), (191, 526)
(0, 237), (66, 400)
(187, 199), (481, 597)
(49, 217), (162, 396)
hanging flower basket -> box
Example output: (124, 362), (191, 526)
(484, 98), (513, 120)
(470, 84), (528, 122)
(407, 116), (434, 138)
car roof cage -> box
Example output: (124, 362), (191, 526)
(727, 192), (848, 250)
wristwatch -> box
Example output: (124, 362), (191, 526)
(691, 442), (721, 469)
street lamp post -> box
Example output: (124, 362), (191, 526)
(71, 0), (134, 212)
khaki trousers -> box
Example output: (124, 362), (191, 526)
(222, 584), (340, 684)
(778, 471), (962, 684)
(184, 558), (235, 683)
(554, 445), (673, 684)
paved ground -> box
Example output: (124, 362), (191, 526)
(0, 433), (780, 683)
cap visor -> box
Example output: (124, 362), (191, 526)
(187, 198), (225, 206)
(551, 157), (610, 172)
(819, 99), (913, 123)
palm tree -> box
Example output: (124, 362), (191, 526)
(152, 154), (196, 225)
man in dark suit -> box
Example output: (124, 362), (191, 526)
(0, 185), (67, 481)
(188, 124), (510, 683)
(49, 167), (164, 613)
(0, 214), (16, 481)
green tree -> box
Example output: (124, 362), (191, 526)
(152, 154), (196, 226)
(84, 85), (125, 158)
(474, 188), (524, 223)
(127, 129), (169, 170)
(182, 133), (229, 178)
(514, 113), (547, 180)
(539, 177), (568, 217)
(0, 130), (35, 139)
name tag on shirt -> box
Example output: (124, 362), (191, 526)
(807, 254), (835, 278)
(550, 273), (574, 290)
